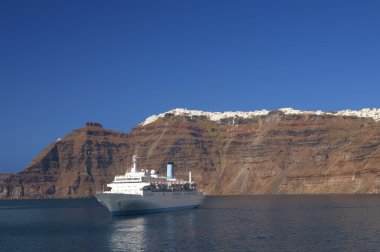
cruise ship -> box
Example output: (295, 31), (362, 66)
(95, 156), (204, 215)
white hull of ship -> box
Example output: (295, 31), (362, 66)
(95, 191), (204, 215)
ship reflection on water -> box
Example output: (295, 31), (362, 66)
(109, 217), (146, 251)
(108, 209), (197, 251)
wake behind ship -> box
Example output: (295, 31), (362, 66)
(95, 156), (204, 215)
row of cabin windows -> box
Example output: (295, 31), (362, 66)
(113, 181), (142, 184)
(115, 178), (140, 181)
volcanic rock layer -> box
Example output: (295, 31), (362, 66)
(2, 110), (380, 199)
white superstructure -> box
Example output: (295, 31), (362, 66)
(95, 155), (204, 215)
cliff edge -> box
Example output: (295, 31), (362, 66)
(2, 109), (380, 199)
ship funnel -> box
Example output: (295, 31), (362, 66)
(166, 162), (175, 180)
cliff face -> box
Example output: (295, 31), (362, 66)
(2, 111), (380, 199)
(0, 173), (13, 184)
(0, 124), (130, 199)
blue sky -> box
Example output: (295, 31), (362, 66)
(1, 0), (380, 172)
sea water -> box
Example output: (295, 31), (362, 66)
(1, 195), (380, 251)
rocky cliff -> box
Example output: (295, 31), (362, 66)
(0, 173), (13, 184)
(2, 109), (380, 199)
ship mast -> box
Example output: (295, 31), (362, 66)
(131, 155), (137, 173)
